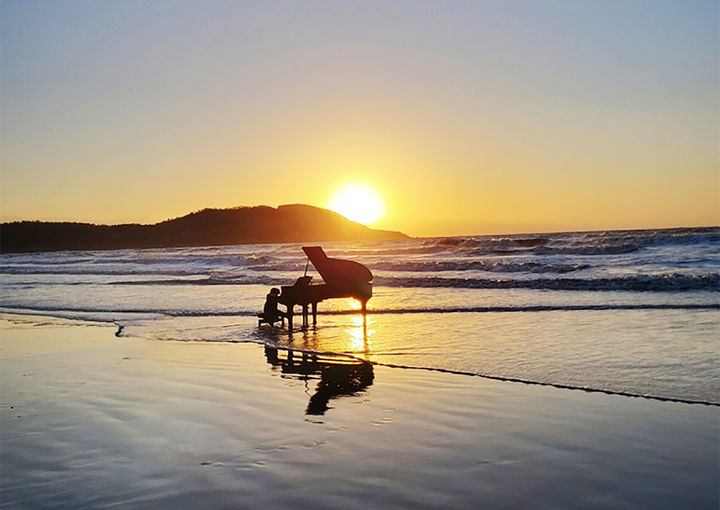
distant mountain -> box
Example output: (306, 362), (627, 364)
(0, 204), (409, 253)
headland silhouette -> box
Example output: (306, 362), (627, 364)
(0, 204), (408, 253)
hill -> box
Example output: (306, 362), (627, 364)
(0, 204), (409, 253)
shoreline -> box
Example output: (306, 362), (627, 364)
(1, 312), (718, 508)
(3, 309), (718, 407)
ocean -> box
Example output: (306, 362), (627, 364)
(1, 226), (718, 404)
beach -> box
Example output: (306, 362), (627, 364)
(1, 314), (717, 509)
(3, 0), (718, 506)
(2, 230), (718, 404)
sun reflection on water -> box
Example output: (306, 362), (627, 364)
(344, 315), (373, 354)
(346, 298), (363, 311)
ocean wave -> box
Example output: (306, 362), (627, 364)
(0, 267), (199, 276)
(246, 260), (590, 274)
(109, 275), (288, 286)
(0, 253), (277, 271)
(0, 257), (96, 266)
(85, 255), (252, 266)
(51, 273), (717, 291)
(246, 262), (307, 272)
(374, 273), (720, 292)
(428, 236), (549, 254)
(427, 227), (719, 256)
(341, 246), (450, 256)
(436, 237), (642, 256)
(2, 258), (591, 276)
(533, 244), (641, 256)
(3, 303), (717, 319)
(7, 268), (717, 292)
(576, 228), (719, 247)
(372, 260), (589, 273)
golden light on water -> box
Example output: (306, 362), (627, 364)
(346, 298), (363, 311)
(345, 315), (371, 353)
(328, 183), (386, 225)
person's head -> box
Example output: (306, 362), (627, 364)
(270, 288), (280, 296)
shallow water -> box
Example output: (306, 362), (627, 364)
(1, 227), (718, 403)
(1, 319), (717, 509)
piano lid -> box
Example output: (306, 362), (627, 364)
(302, 246), (373, 286)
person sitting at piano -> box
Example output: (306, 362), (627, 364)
(261, 288), (286, 325)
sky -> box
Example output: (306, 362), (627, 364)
(1, 0), (718, 236)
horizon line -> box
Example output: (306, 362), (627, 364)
(1, 202), (716, 240)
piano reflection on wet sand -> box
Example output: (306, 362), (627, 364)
(277, 246), (372, 331)
(264, 346), (374, 415)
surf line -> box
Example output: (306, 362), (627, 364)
(322, 303), (720, 315)
(4, 303), (717, 320)
(373, 361), (720, 407)
(260, 343), (720, 408)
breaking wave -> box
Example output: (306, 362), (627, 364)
(426, 227), (719, 256)
(86, 273), (720, 292)
(246, 260), (591, 273)
(2, 272), (710, 293)
(371, 260), (589, 273)
(2, 302), (717, 320)
(376, 274), (719, 292)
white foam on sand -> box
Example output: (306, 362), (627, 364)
(1, 314), (717, 509)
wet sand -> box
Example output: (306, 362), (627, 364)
(1, 315), (717, 509)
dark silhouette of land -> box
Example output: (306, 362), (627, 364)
(0, 204), (409, 253)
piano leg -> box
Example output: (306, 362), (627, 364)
(311, 302), (317, 326)
(286, 305), (294, 331)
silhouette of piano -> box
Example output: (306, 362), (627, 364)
(278, 246), (372, 330)
(264, 346), (374, 415)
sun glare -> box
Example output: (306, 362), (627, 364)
(328, 183), (386, 225)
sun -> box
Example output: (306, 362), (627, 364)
(328, 183), (386, 225)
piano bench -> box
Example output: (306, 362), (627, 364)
(257, 314), (285, 327)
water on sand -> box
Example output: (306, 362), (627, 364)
(1, 226), (718, 403)
(1, 318), (717, 509)
(1, 227), (718, 507)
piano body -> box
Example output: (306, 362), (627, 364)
(278, 246), (372, 330)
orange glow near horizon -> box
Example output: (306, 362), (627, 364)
(327, 183), (386, 226)
(1, 2), (718, 236)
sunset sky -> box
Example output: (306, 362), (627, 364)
(1, 0), (718, 236)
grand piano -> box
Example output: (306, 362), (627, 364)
(278, 246), (372, 330)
